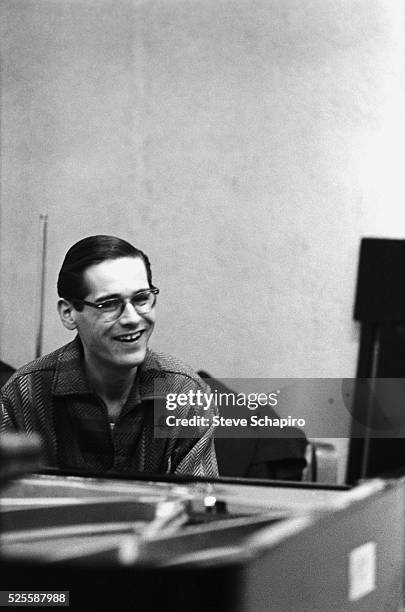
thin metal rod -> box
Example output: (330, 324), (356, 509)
(35, 215), (48, 358)
(359, 329), (380, 481)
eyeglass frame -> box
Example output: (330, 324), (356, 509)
(67, 287), (160, 321)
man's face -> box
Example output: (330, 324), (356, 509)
(72, 256), (155, 372)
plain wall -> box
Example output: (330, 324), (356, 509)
(1, 2), (405, 480)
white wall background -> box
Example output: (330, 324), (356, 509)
(1, 1), (405, 481)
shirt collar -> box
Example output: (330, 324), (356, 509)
(52, 336), (165, 401)
(52, 336), (91, 396)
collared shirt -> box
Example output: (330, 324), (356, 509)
(0, 338), (218, 477)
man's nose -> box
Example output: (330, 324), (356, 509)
(119, 301), (143, 324)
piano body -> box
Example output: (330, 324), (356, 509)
(0, 467), (403, 612)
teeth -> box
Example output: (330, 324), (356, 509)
(116, 332), (142, 342)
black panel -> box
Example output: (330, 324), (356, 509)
(347, 238), (405, 484)
(354, 238), (405, 323)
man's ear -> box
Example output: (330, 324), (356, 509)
(58, 299), (78, 331)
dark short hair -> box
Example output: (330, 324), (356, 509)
(57, 235), (153, 308)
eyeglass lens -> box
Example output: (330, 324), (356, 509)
(103, 292), (157, 320)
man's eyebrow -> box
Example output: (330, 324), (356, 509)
(93, 293), (121, 303)
(94, 288), (151, 303)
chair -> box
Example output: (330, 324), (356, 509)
(301, 439), (339, 483)
(197, 370), (308, 481)
(0, 360), (15, 389)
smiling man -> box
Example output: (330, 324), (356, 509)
(0, 235), (218, 477)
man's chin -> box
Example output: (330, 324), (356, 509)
(113, 347), (147, 369)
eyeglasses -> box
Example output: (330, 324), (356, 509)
(70, 288), (159, 322)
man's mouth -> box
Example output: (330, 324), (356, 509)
(114, 330), (145, 343)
